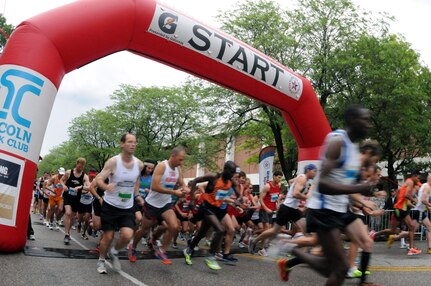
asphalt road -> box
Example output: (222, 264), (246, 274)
(1, 213), (431, 286)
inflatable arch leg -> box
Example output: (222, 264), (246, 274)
(0, 0), (330, 252)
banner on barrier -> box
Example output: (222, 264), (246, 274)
(258, 146), (276, 192)
(0, 153), (24, 226)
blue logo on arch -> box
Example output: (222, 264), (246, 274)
(0, 69), (44, 128)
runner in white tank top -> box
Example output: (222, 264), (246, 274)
(94, 133), (144, 274)
(145, 159), (179, 208)
(136, 146), (189, 265)
(278, 105), (379, 286)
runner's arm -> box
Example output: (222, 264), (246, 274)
(259, 184), (272, 213)
(292, 176), (308, 200)
(96, 157), (116, 192)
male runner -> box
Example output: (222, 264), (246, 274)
(138, 146), (188, 265)
(61, 158), (90, 245)
(183, 161), (241, 270)
(249, 164), (316, 254)
(95, 133), (144, 274)
(278, 104), (379, 286)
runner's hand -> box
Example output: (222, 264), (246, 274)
(174, 189), (185, 198)
(136, 195), (144, 206)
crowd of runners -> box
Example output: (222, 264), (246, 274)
(28, 105), (431, 286)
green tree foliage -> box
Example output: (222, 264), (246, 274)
(0, 14), (14, 52)
(37, 141), (81, 176)
(216, 0), (379, 177)
(68, 109), (121, 171)
(329, 34), (431, 183)
(63, 83), (226, 172)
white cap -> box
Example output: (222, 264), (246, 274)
(58, 167), (65, 175)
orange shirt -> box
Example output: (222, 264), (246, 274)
(203, 177), (233, 208)
(394, 178), (414, 211)
(53, 176), (63, 197)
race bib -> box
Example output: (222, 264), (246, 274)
(80, 193), (94, 204)
(118, 192), (132, 202)
(270, 193), (279, 202)
(69, 187), (78, 196)
(215, 189), (229, 201)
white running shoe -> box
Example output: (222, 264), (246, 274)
(97, 260), (107, 274)
(257, 248), (268, 257)
(108, 251), (121, 272)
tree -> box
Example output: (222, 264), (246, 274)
(37, 141), (82, 176)
(213, 0), (392, 178)
(108, 84), (209, 162)
(0, 14), (14, 52)
(329, 34), (431, 184)
(68, 109), (121, 171)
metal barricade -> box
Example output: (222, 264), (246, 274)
(365, 209), (425, 240)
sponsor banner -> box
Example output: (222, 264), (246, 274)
(258, 146), (276, 192)
(148, 4), (303, 100)
(0, 65), (57, 163)
(0, 154), (24, 226)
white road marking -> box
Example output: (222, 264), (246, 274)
(59, 228), (149, 286)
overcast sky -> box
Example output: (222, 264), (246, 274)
(1, 0), (430, 156)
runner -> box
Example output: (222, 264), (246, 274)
(78, 169), (97, 240)
(95, 133), (144, 274)
(255, 171), (283, 256)
(372, 174), (421, 255)
(45, 168), (65, 230)
(249, 164), (316, 255)
(39, 172), (51, 226)
(61, 158), (90, 245)
(183, 161), (242, 270)
(277, 104), (379, 286)
(410, 175), (431, 254)
(138, 146), (188, 265)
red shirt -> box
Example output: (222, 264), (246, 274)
(263, 181), (280, 211)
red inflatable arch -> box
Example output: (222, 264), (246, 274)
(0, 0), (330, 252)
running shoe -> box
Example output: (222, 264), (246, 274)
(154, 248), (172, 265)
(55, 222), (60, 231)
(28, 234), (35, 241)
(49, 223), (54, 230)
(215, 252), (224, 261)
(221, 253), (238, 263)
(407, 247), (422, 256)
(239, 242), (247, 248)
(97, 260), (107, 274)
(183, 248), (193, 265)
(204, 256), (221, 271)
(64, 234), (70, 245)
(81, 233), (89, 240)
(277, 258), (290, 282)
(128, 244), (137, 263)
(108, 251), (122, 272)
(351, 269), (371, 278)
(386, 235), (395, 248)
(427, 248), (431, 254)
(360, 283), (383, 286)
(258, 248), (268, 257)
(204, 239), (211, 247)
(400, 243), (409, 249)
